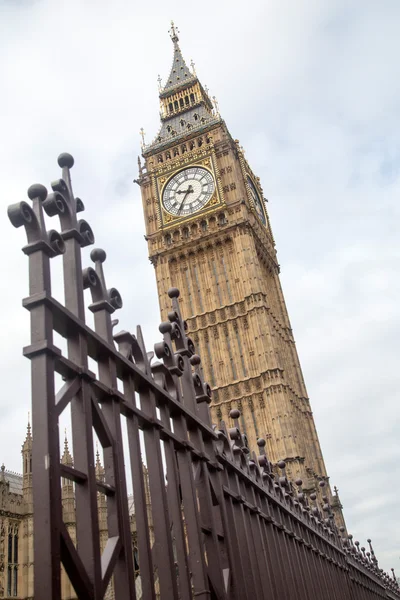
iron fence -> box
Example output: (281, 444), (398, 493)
(8, 153), (400, 599)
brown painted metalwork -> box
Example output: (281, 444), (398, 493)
(8, 154), (400, 599)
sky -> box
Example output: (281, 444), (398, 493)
(0, 0), (399, 574)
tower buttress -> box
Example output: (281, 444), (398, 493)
(21, 416), (32, 511)
(95, 446), (108, 552)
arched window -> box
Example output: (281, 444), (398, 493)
(157, 155), (163, 164)
(165, 234), (172, 246)
(190, 93), (195, 103)
(197, 137), (203, 147)
(179, 98), (184, 108)
(200, 220), (207, 232)
(165, 150), (171, 160)
(185, 96), (189, 106)
(181, 144), (187, 154)
(194, 113), (198, 121)
(168, 103), (173, 113)
(218, 213), (227, 226)
(174, 100), (179, 111)
(180, 119), (185, 127)
(182, 227), (189, 239)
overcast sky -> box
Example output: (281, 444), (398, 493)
(1, 0), (399, 574)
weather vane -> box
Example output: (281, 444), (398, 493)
(169, 20), (179, 42)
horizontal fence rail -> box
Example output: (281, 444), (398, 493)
(8, 154), (400, 600)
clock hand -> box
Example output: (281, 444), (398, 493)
(177, 185), (193, 214)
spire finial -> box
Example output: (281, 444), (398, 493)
(169, 20), (179, 43)
(157, 74), (162, 91)
(27, 412), (31, 438)
(139, 128), (146, 149)
(64, 428), (68, 453)
(95, 441), (102, 470)
(212, 95), (220, 116)
(190, 59), (196, 75)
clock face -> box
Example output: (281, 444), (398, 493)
(162, 167), (215, 217)
(247, 176), (266, 226)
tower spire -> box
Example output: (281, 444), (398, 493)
(162, 22), (195, 93)
(143, 23), (220, 154)
(26, 411), (31, 439)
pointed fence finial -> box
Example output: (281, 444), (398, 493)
(139, 128), (146, 150)
(169, 20), (179, 43)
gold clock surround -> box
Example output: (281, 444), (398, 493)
(155, 154), (224, 228)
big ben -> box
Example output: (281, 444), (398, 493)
(137, 22), (343, 511)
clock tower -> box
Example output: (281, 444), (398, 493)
(137, 22), (344, 514)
